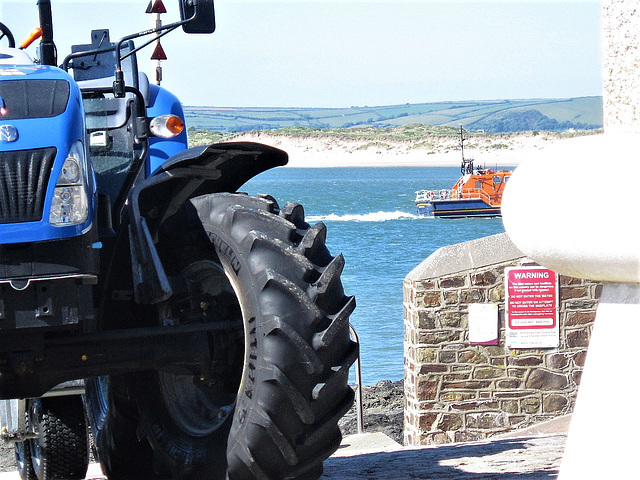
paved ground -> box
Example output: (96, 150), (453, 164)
(0, 416), (570, 480)
(323, 416), (569, 479)
(323, 433), (565, 479)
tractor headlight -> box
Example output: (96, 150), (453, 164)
(49, 141), (89, 226)
(60, 157), (81, 184)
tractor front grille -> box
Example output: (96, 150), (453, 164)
(0, 148), (56, 224)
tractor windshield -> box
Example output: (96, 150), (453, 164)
(83, 95), (143, 209)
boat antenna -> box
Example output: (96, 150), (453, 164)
(459, 126), (474, 175)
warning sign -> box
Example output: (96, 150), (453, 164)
(505, 266), (559, 349)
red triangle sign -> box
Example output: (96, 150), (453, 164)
(151, 42), (168, 60)
(146, 0), (167, 14)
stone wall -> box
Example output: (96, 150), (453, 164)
(403, 233), (601, 446)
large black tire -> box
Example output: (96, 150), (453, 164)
(28, 397), (89, 480)
(131, 193), (357, 480)
(85, 375), (154, 479)
(15, 440), (37, 480)
(208, 194), (357, 480)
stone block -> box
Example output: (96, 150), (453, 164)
(440, 276), (466, 288)
(490, 357), (507, 367)
(418, 413), (438, 430)
(419, 364), (448, 374)
(442, 343), (466, 351)
(449, 401), (478, 411)
(403, 284), (414, 303)
(509, 355), (543, 367)
(419, 330), (461, 345)
(405, 411), (414, 425)
(497, 378), (521, 389)
(437, 413), (463, 431)
(484, 346), (505, 356)
(501, 399), (520, 414)
(525, 369), (569, 390)
(405, 294), (415, 308)
(418, 280), (436, 290)
(472, 271), (497, 286)
(423, 432), (449, 445)
(473, 366), (504, 379)
(416, 310), (436, 329)
(561, 286), (588, 300)
(437, 311), (464, 328)
(572, 370), (583, 386)
(417, 379), (439, 400)
(454, 431), (485, 443)
(466, 412), (508, 429)
(560, 275), (583, 286)
(509, 415), (527, 426)
(418, 291), (441, 307)
(495, 391), (526, 399)
(547, 353), (570, 370)
(521, 396), (541, 414)
(451, 365), (472, 373)
(461, 289), (486, 303)
(441, 391), (476, 402)
(564, 299), (597, 310)
(572, 350), (588, 367)
(566, 311), (596, 326)
(416, 347), (437, 364)
(543, 394), (569, 413)
(443, 380), (492, 390)
(489, 284), (505, 302)
(443, 290), (459, 304)
(459, 349), (489, 364)
(565, 329), (590, 348)
(405, 432), (413, 445)
(443, 373), (470, 382)
(507, 368), (528, 379)
(452, 400), (498, 411)
(439, 350), (457, 363)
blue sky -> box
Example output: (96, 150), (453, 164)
(2, 0), (602, 107)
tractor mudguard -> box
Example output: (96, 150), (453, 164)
(126, 141), (288, 304)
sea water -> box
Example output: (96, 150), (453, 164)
(242, 167), (506, 385)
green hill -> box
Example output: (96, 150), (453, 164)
(184, 97), (602, 134)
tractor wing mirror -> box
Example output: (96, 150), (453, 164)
(179, 0), (215, 34)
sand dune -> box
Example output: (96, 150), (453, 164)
(226, 131), (597, 168)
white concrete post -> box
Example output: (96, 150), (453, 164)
(501, 1), (640, 477)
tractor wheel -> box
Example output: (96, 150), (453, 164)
(131, 193), (357, 480)
(28, 397), (89, 480)
(85, 375), (154, 479)
(15, 440), (37, 480)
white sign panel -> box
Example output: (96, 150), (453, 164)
(468, 303), (499, 345)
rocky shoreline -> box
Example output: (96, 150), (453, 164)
(339, 380), (404, 445)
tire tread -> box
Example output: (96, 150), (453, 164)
(200, 194), (356, 480)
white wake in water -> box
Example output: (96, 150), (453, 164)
(307, 210), (422, 222)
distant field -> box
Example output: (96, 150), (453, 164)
(184, 97), (602, 134)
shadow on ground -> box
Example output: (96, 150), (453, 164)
(323, 435), (565, 479)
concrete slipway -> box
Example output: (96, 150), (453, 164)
(0, 415), (570, 480)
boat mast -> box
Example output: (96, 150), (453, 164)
(460, 125), (474, 175)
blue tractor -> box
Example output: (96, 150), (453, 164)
(0, 1), (357, 479)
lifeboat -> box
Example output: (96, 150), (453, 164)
(415, 127), (511, 218)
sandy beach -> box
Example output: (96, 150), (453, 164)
(225, 131), (598, 168)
